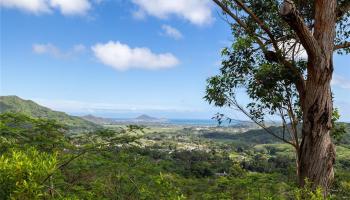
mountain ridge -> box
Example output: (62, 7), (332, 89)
(0, 95), (100, 132)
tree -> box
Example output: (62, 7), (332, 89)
(205, 0), (350, 194)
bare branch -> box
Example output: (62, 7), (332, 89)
(216, 9), (269, 42)
(228, 97), (296, 147)
(280, 0), (321, 61)
(285, 89), (300, 149)
(278, 107), (296, 146)
(41, 149), (88, 185)
(334, 41), (350, 50)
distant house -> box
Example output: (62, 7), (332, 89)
(215, 171), (228, 176)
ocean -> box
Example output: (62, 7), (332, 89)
(112, 118), (240, 126)
(166, 119), (239, 126)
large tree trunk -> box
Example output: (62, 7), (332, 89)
(298, 61), (336, 193)
(298, 88), (335, 192)
(296, 0), (337, 194)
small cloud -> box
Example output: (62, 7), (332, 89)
(331, 74), (350, 89)
(50, 0), (91, 16)
(132, 9), (146, 20)
(91, 41), (179, 71)
(131, 0), (213, 26)
(0, 0), (92, 16)
(32, 43), (86, 58)
(161, 24), (183, 40)
(72, 44), (86, 53)
(33, 43), (61, 57)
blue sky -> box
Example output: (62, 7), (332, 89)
(1, 0), (350, 121)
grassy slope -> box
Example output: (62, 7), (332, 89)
(0, 95), (99, 132)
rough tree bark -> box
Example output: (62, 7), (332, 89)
(298, 77), (335, 192)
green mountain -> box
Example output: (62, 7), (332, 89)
(202, 123), (350, 146)
(135, 114), (158, 121)
(0, 95), (99, 132)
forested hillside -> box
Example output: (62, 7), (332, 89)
(0, 96), (99, 132)
(0, 104), (349, 199)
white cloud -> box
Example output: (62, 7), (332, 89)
(331, 74), (350, 89)
(72, 44), (87, 53)
(33, 43), (61, 57)
(33, 43), (86, 58)
(0, 0), (91, 16)
(131, 0), (213, 26)
(50, 0), (91, 15)
(91, 41), (179, 71)
(0, 0), (50, 14)
(161, 24), (183, 40)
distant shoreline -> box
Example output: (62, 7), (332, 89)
(102, 118), (244, 127)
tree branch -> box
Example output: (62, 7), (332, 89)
(285, 90), (300, 149)
(334, 41), (350, 50)
(41, 150), (88, 185)
(278, 107), (296, 146)
(228, 97), (296, 147)
(279, 0), (321, 61)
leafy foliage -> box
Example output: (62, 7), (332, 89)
(0, 148), (57, 199)
(0, 113), (69, 153)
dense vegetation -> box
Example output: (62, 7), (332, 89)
(1, 110), (349, 199)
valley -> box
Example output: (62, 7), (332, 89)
(1, 96), (349, 199)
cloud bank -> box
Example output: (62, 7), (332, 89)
(91, 41), (179, 71)
(34, 98), (201, 115)
(131, 0), (213, 26)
